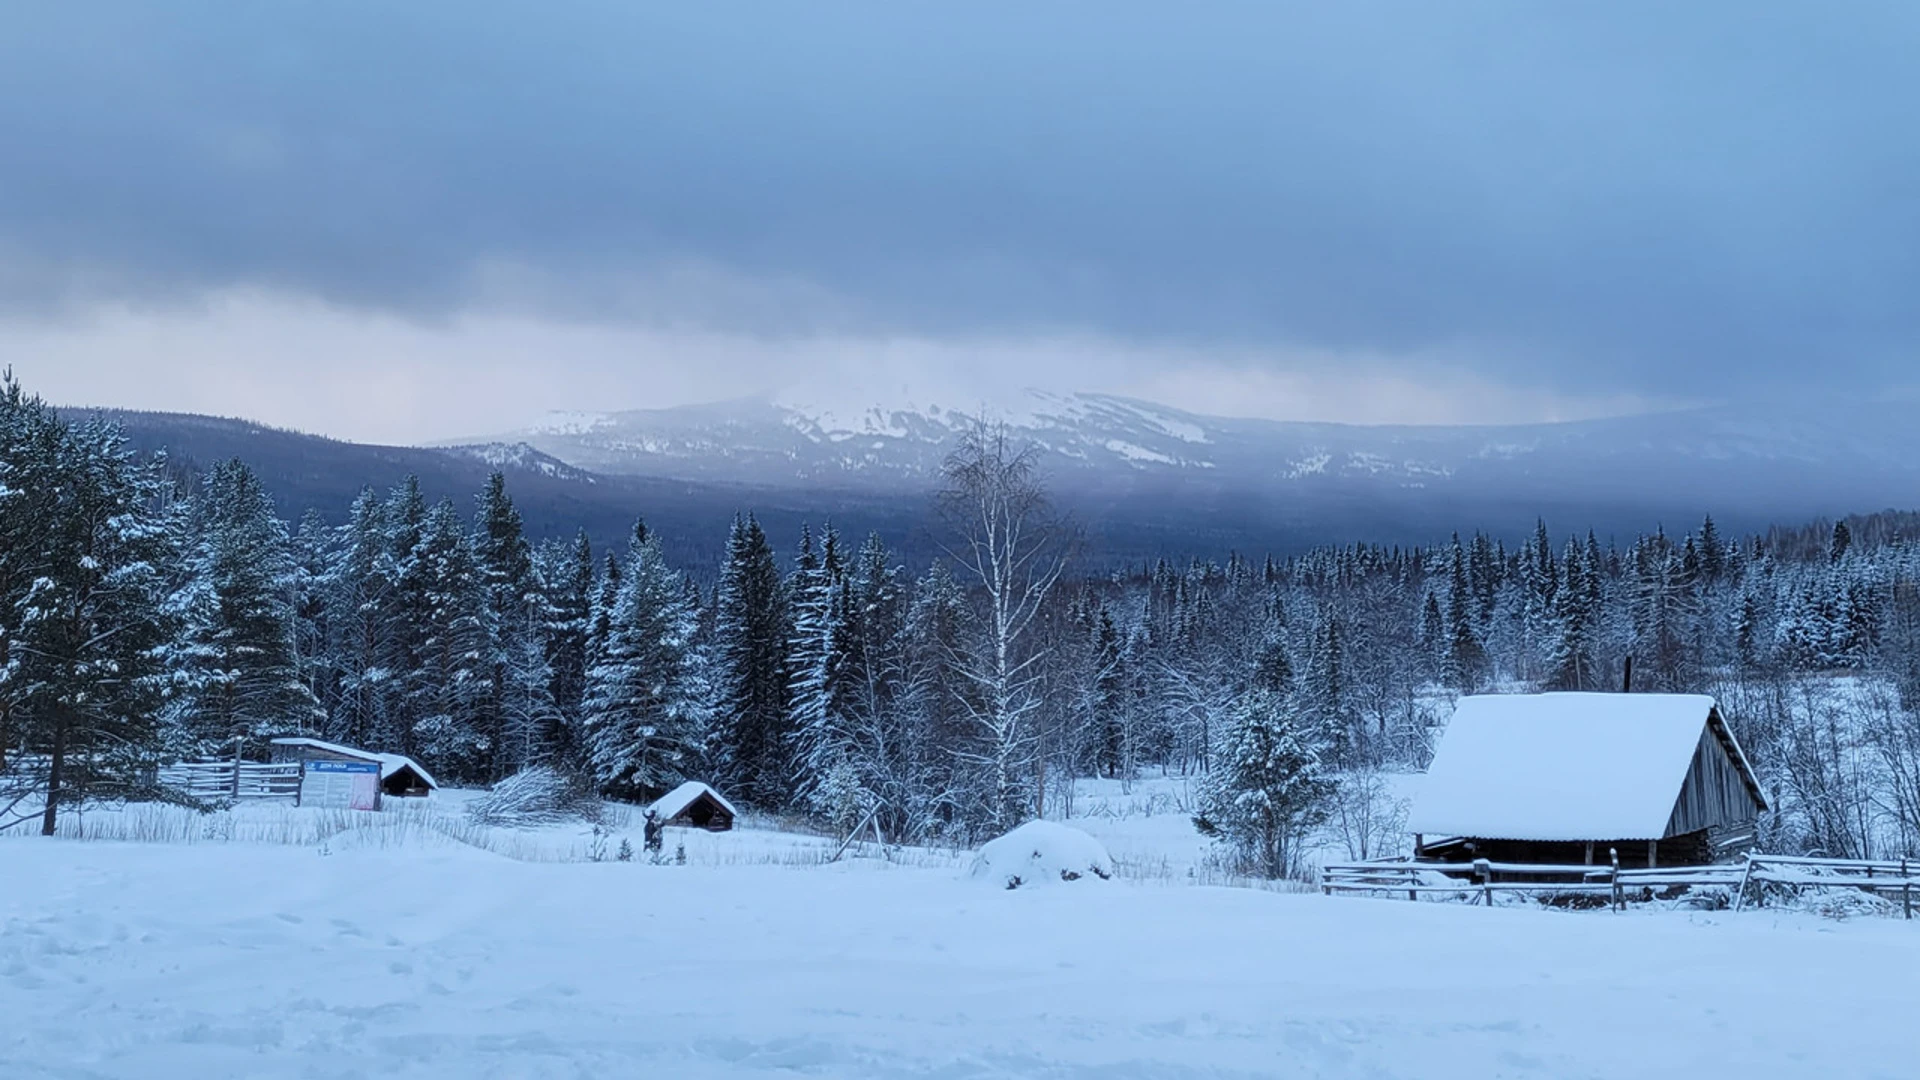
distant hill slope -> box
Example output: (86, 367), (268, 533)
(466, 390), (1920, 545)
(83, 391), (1920, 572)
(96, 411), (929, 572)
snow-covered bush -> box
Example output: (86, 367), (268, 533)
(466, 766), (602, 827)
(968, 820), (1114, 889)
(1192, 689), (1337, 880)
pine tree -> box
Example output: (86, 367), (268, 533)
(579, 526), (710, 798)
(1831, 520), (1853, 563)
(1191, 688), (1336, 879)
(713, 514), (792, 808)
(164, 459), (322, 757)
(2, 400), (175, 833)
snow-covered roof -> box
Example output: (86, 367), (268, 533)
(269, 737), (439, 790)
(1407, 693), (1751, 842)
(647, 780), (739, 822)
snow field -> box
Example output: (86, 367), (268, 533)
(5, 834), (1919, 1079)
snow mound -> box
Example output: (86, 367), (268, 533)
(968, 821), (1114, 889)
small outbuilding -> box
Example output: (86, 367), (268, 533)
(269, 737), (439, 800)
(647, 781), (738, 832)
(1409, 693), (1767, 869)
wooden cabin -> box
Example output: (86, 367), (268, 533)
(647, 781), (738, 832)
(269, 737), (439, 799)
(1408, 693), (1767, 869)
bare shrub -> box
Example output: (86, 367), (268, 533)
(466, 767), (602, 827)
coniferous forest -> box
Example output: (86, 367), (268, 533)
(4, 376), (1920, 866)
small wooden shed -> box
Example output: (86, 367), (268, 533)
(1409, 693), (1767, 868)
(647, 781), (738, 831)
(269, 737), (439, 799)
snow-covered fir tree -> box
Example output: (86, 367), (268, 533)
(163, 458), (322, 757)
(712, 514), (791, 809)
(1192, 688), (1337, 879)
(579, 523), (711, 799)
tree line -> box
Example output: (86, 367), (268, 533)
(5, 374), (1920, 868)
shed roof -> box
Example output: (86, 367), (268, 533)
(1407, 693), (1759, 842)
(269, 737), (439, 790)
(647, 780), (739, 822)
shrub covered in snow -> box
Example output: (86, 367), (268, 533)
(968, 821), (1114, 889)
(466, 767), (602, 827)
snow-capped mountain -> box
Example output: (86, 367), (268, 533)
(463, 390), (1920, 535)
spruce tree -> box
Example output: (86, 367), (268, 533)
(289, 510), (342, 726)
(1418, 591), (1445, 682)
(382, 476), (433, 752)
(407, 499), (495, 779)
(713, 514), (792, 808)
(1700, 515), (1725, 583)
(579, 526), (710, 798)
(539, 530), (595, 764)
(326, 490), (394, 749)
(165, 459), (322, 757)
(1093, 608), (1128, 777)
(1546, 538), (1597, 690)
(1191, 688), (1335, 879)
(1443, 535), (1485, 692)
(1252, 627), (1294, 695)
(787, 523), (855, 822)
(473, 472), (552, 774)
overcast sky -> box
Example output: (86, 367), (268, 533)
(4, 2), (1917, 443)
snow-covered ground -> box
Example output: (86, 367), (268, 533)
(4, 803), (1917, 1079)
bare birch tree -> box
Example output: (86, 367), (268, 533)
(937, 419), (1073, 830)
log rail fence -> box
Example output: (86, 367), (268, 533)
(1323, 852), (1915, 918)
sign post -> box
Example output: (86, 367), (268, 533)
(299, 760), (382, 811)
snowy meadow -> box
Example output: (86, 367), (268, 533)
(6, 789), (1919, 1080)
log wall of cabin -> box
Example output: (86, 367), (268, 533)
(1665, 724), (1761, 838)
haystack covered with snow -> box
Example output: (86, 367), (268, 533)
(1409, 693), (1767, 867)
(968, 821), (1115, 889)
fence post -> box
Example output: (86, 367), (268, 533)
(1904, 858), (1911, 921)
(1734, 854), (1756, 914)
(1610, 847), (1621, 913)
(1474, 858), (1491, 908)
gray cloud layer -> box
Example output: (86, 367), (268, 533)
(5, 1), (1919, 408)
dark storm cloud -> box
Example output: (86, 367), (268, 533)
(4, 1), (1918, 398)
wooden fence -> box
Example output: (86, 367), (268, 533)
(1323, 852), (1915, 918)
(156, 761), (302, 803)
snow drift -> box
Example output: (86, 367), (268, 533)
(968, 821), (1115, 889)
